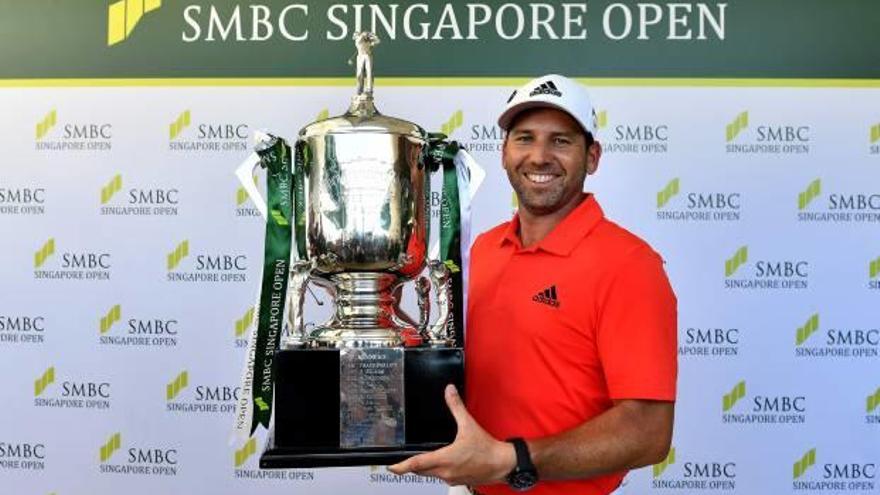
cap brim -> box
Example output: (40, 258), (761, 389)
(497, 100), (592, 135)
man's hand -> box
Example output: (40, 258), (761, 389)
(387, 384), (516, 486)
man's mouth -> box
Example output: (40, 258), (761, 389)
(524, 172), (559, 184)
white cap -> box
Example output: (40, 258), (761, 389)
(497, 74), (597, 136)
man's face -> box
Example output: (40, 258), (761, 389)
(502, 107), (599, 216)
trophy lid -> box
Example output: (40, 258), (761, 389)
(299, 32), (425, 142)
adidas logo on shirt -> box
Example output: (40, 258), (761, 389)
(529, 80), (562, 98)
(532, 285), (560, 308)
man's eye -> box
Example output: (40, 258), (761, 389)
(515, 135), (532, 142)
(554, 137), (571, 145)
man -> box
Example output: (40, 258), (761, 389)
(390, 74), (677, 494)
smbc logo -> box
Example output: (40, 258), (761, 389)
(234, 438), (256, 467)
(440, 110), (463, 137)
(34, 238), (56, 268)
(726, 111), (748, 142)
(34, 367), (55, 396)
(166, 371), (188, 400)
(797, 179), (821, 210)
(795, 314), (819, 346)
(99, 433), (122, 462)
(724, 246), (748, 277)
(867, 387), (880, 413)
(35, 110), (57, 140)
(722, 380), (745, 412)
(169, 111), (191, 140)
(657, 178), (679, 208)
(235, 307), (255, 338)
(167, 241), (190, 270)
(653, 447), (675, 477)
(99, 305), (121, 334)
(236, 175), (257, 206)
(101, 175), (123, 204)
(793, 448), (816, 479)
(107, 0), (160, 46)
(595, 110), (608, 130)
(869, 256), (880, 279)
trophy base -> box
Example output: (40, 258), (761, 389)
(260, 346), (464, 469)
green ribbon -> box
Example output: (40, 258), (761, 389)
(427, 134), (464, 346)
(252, 136), (293, 434)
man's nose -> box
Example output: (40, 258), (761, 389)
(528, 139), (553, 166)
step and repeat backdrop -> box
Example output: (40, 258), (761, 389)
(1, 1), (878, 494)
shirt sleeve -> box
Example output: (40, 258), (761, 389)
(597, 246), (678, 401)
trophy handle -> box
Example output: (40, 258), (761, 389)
(283, 260), (313, 347)
(426, 260), (453, 344)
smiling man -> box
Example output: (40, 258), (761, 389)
(389, 74), (678, 495)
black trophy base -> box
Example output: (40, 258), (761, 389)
(260, 346), (464, 469)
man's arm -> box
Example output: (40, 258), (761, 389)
(388, 384), (673, 486)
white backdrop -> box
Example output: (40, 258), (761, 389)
(1, 83), (878, 494)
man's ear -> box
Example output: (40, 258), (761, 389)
(586, 141), (602, 175)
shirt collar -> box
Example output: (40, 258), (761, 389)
(501, 193), (604, 256)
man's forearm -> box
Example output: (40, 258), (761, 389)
(526, 400), (674, 481)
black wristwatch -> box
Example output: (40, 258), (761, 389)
(505, 438), (538, 491)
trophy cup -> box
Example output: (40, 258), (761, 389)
(238, 32), (466, 468)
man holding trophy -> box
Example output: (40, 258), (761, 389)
(389, 75), (678, 495)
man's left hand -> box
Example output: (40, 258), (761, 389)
(387, 384), (516, 486)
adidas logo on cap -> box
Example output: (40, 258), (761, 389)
(498, 74), (597, 135)
(532, 285), (560, 308)
(529, 80), (562, 98)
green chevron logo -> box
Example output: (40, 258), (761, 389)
(34, 367), (55, 397)
(726, 111), (748, 142)
(724, 246), (748, 277)
(867, 387), (880, 413)
(99, 304), (121, 334)
(722, 380), (746, 412)
(234, 438), (256, 467)
(444, 260), (461, 273)
(653, 447), (675, 477)
(657, 178), (680, 208)
(99, 433), (122, 463)
(166, 240), (189, 270)
(796, 314), (820, 346)
(793, 448), (816, 479)
(596, 110), (608, 130)
(235, 307), (255, 337)
(255, 397), (269, 411)
(869, 256), (880, 279)
(169, 110), (191, 140)
(270, 208), (289, 227)
(34, 238), (55, 268)
(316, 108), (329, 121)
(871, 124), (880, 144)
(101, 174), (123, 205)
(107, 0), (161, 46)
(166, 371), (188, 401)
(441, 110), (463, 136)
(35, 110), (57, 140)
(236, 175), (257, 206)
(797, 179), (821, 210)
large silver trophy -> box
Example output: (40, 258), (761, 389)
(240, 32), (465, 468)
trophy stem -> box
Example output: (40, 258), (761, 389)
(307, 272), (412, 348)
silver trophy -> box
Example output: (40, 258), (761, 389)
(285, 31), (453, 349)
(243, 32), (464, 468)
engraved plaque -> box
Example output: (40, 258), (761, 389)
(339, 348), (405, 448)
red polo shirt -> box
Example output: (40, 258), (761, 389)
(465, 194), (677, 495)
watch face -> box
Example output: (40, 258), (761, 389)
(509, 470), (538, 491)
